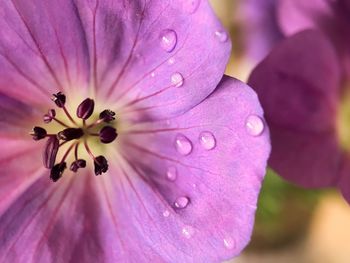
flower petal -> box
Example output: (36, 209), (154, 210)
(0, 0), (90, 104)
(72, 0), (231, 118)
(248, 30), (341, 187)
(237, 0), (283, 62)
(0, 92), (42, 136)
(113, 76), (270, 261)
(277, 0), (333, 36)
(0, 138), (43, 215)
(0, 77), (270, 262)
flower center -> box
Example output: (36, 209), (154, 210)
(337, 86), (350, 151)
(31, 92), (117, 182)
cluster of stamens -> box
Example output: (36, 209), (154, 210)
(31, 92), (117, 182)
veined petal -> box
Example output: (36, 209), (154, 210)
(0, 76), (270, 262)
(113, 76), (270, 261)
(73, 0), (231, 118)
(0, 0), (90, 105)
(248, 30), (341, 187)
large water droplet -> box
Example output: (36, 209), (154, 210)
(175, 134), (192, 155)
(166, 166), (177, 181)
(182, 225), (195, 239)
(150, 71), (156, 78)
(224, 237), (236, 250)
(163, 210), (170, 217)
(246, 115), (265, 136)
(215, 30), (228, 43)
(160, 29), (177, 52)
(174, 196), (190, 208)
(183, 0), (201, 14)
(171, 72), (184, 88)
(199, 131), (216, 150)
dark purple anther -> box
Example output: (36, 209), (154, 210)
(43, 136), (59, 168)
(77, 98), (95, 120)
(50, 162), (67, 182)
(31, 126), (47, 141)
(70, 159), (87, 172)
(94, 156), (108, 175)
(99, 110), (116, 122)
(99, 126), (118, 144)
(52, 92), (66, 108)
(43, 109), (56, 123)
(58, 128), (84, 141)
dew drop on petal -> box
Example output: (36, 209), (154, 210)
(175, 134), (192, 155)
(160, 29), (177, 52)
(199, 131), (216, 150)
(215, 30), (228, 43)
(224, 237), (236, 250)
(168, 57), (175, 65)
(246, 115), (265, 136)
(171, 72), (184, 88)
(182, 225), (195, 239)
(151, 71), (156, 78)
(163, 210), (170, 217)
(166, 166), (177, 181)
(183, 0), (201, 14)
(174, 196), (190, 209)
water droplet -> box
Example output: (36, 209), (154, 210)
(151, 71), (156, 78)
(224, 237), (236, 250)
(174, 196), (190, 209)
(171, 72), (184, 88)
(199, 131), (216, 150)
(246, 115), (265, 136)
(168, 57), (175, 65)
(163, 210), (170, 217)
(182, 0), (201, 14)
(160, 29), (178, 52)
(182, 225), (195, 239)
(166, 166), (177, 181)
(175, 134), (192, 155)
(215, 30), (228, 43)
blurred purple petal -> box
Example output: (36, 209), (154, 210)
(249, 30), (341, 187)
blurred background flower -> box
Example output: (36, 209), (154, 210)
(209, 0), (350, 262)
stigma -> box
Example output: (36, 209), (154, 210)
(30, 92), (117, 182)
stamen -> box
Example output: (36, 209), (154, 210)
(83, 139), (109, 175)
(43, 109), (56, 123)
(31, 126), (47, 141)
(70, 143), (86, 173)
(99, 126), (118, 144)
(58, 128), (84, 141)
(77, 98), (95, 120)
(43, 136), (59, 168)
(32, 92), (116, 181)
(50, 142), (76, 182)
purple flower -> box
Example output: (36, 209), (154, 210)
(248, 0), (350, 203)
(277, 0), (350, 76)
(248, 30), (346, 198)
(0, 1), (270, 262)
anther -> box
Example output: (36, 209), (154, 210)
(94, 156), (109, 175)
(70, 159), (87, 172)
(43, 109), (56, 124)
(52, 92), (66, 108)
(31, 126), (47, 141)
(50, 162), (67, 182)
(99, 126), (118, 144)
(43, 136), (59, 168)
(58, 128), (84, 141)
(77, 98), (95, 120)
(99, 110), (116, 122)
